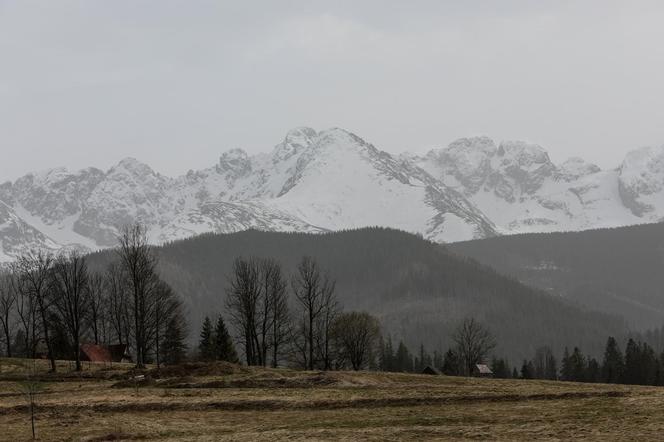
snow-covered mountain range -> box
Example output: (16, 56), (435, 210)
(1, 127), (663, 261)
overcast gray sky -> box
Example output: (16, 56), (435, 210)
(2, 0), (664, 181)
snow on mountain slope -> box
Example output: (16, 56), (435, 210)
(267, 128), (495, 242)
(0, 200), (61, 261)
(618, 145), (664, 219)
(415, 136), (656, 235)
(0, 128), (663, 261)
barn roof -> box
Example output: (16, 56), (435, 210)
(421, 365), (441, 375)
(80, 343), (128, 363)
(474, 364), (493, 374)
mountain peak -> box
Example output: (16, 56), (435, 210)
(497, 141), (551, 165)
(218, 148), (251, 176)
(2, 127), (664, 262)
(110, 157), (156, 176)
(273, 127), (317, 162)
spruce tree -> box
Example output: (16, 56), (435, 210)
(560, 347), (571, 381)
(623, 338), (639, 384)
(441, 348), (459, 376)
(586, 358), (601, 383)
(162, 316), (187, 365)
(545, 352), (558, 380)
(569, 347), (586, 382)
(601, 337), (624, 383)
(491, 357), (510, 379)
(521, 360), (534, 379)
(395, 341), (412, 372)
(198, 316), (215, 361)
(214, 315), (238, 363)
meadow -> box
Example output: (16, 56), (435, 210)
(0, 357), (660, 441)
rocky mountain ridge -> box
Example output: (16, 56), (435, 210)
(1, 127), (662, 261)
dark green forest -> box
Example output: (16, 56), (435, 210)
(89, 227), (626, 363)
(449, 222), (664, 329)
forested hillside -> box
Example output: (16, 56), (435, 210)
(449, 222), (664, 330)
(90, 228), (626, 362)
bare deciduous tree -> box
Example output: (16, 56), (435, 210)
(263, 259), (290, 368)
(332, 311), (381, 371)
(9, 270), (38, 358)
(452, 317), (496, 376)
(117, 223), (158, 368)
(86, 272), (107, 345)
(106, 262), (130, 347)
(0, 273), (15, 357)
(14, 251), (56, 372)
(291, 256), (337, 370)
(50, 251), (90, 371)
(226, 257), (261, 365)
(226, 257), (293, 367)
(15, 374), (43, 440)
(149, 280), (183, 369)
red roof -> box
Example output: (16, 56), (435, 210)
(80, 343), (128, 363)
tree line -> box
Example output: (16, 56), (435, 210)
(0, 224), (187, 370)
(380, 333), (664, 388)
(496, 336), (664, 385)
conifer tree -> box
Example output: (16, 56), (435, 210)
(378, 335), (393, 371)
(560, 347), (571, 381)
(490, 357), (510, 379)
(214, 315), (238, 363)
(569, 347), (586, 382)
(601, 337), (624, 383)
(162, 315), (187, 365)
(586, 358), (601, 382)
(623, 338), (640, 384)
(395, 341), (412, 372)
(520, 360), (534, 379)
(441, 348), (459, 376)
(198, 316), (215, 361)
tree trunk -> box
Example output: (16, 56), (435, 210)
(308, 310), (314, 370)
(74, 333), (81, 372)
(37, 298), (56, 373)
(2, 324), (10, 358)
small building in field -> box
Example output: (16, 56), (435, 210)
(473, 364), (493, 377)
(421, 365), (441, 375)
(80, 343), (131, 363)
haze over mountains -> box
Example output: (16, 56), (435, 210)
(449, 222), (664, 330)
(1, 126), (664, 261)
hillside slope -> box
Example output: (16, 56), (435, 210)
(90, 228), (625, 362)
(449, 222), (664, 329)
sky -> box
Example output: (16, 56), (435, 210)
(2, 0), (664, 181)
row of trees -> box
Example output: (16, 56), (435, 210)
(379, 318), (497, 376)
(498, 337), (664, 385)
(381, 333), (664, 388)
(0, 224), (187, 370)
(199, 256), (383, 371)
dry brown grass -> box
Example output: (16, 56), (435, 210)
(0, 357), (661, 441)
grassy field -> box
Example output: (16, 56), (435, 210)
(0, 357), (661, 441)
